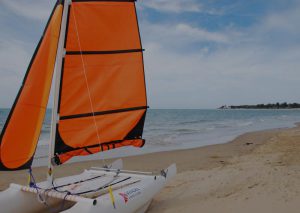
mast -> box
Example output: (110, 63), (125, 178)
(48, 0), (70, 184)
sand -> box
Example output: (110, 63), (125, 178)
(1, 124), (300, 212)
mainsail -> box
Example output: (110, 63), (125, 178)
(54, 0), (148, 164)
(0, 1), (64, 170)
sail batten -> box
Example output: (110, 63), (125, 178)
(66, 49), (144, 55)
(60, 106), (148, 120)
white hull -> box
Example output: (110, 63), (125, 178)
(0, 161), (176, 213)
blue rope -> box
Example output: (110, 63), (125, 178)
(28, 168), (68, 212)
(28, 168), (41, 190)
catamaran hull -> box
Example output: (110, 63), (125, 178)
(0, 163), (176, 213)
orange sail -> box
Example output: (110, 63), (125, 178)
(53, 0), (148, 164)
(0, 2), (64, 170)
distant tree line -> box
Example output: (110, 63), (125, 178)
(219, 102), (300, 109)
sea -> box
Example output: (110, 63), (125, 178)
(1, 109), (300, 167)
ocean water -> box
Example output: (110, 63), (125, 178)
(1, 109), (300, 167)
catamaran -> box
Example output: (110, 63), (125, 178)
(0, 0), (176, 212)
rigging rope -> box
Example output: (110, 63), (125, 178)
(29, 168), (121, 212)
(71, 5), (106, 165)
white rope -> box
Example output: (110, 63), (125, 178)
(71, 5), (102, 152)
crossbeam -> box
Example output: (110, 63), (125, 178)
(10, 184), (97, 205)
(90, 167), (154, 175)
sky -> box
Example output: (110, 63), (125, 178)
(0, 0), (299, 109)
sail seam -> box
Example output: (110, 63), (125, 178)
(60, 106), (148, 120)
(18, 103), (47, 109)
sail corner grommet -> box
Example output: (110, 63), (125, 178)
(51, 155), (61, 166)
(93, 199), (97, 206)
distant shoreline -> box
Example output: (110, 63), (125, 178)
(219, 102), (300, 109)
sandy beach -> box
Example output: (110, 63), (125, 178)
(1, 124), (300, 212)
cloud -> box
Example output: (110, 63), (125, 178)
(140, 0), (202, 13)
(175, 23), (229, 43)
(259, 5), (300, 40)
(0, 40), (29, 76)
(141, 3), (300, 108)
(141, 22), (231, 52)
(139, 0), (224, 15)
(1, 0), (54, 21)
(0, 39), (32, 107)
(144, 42), (300, 108)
